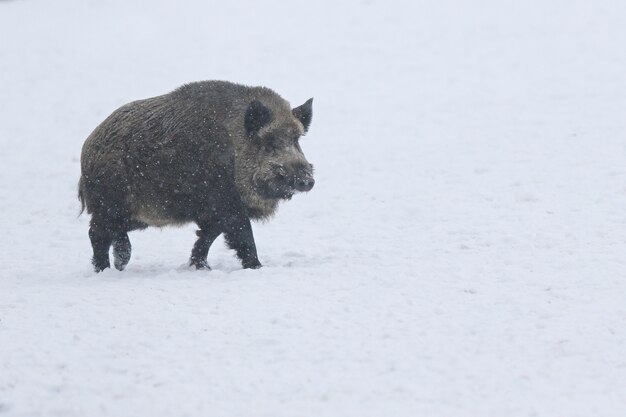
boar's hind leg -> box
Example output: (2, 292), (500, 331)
(223, 216), (262, 269)
(190, 223), (222, 270)
(89, 215), (141, 272)
(88, 215), (114, 272)
(112, 233), (131, 271)
(111, 220), (146, 271)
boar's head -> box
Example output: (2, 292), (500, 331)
(241, 98), (315, 202)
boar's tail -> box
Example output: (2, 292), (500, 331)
(78, 176), (86, 216)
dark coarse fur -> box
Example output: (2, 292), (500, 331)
(79, 80), (314, 272)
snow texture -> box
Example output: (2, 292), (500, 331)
(1, 0), (626, 416)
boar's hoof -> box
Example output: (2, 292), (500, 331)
(113, 236), (131, 271)
(190, 258), (211, 270)
(92, 258), (110, 273)
(113, 254), (130, 271)
(242, 259), (263, 269)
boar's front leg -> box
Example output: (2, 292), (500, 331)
(190, 222), (222, 270)
(224, 218), (262, 269)
(223, 213), (262, 269)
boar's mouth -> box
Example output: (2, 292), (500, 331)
(252, 177), (295, 200)
(251, 163), (314, 200)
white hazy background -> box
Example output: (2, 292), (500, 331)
(1, 0), (626, 416)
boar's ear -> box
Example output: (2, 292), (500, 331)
(245, 100), (272, 136)
(292, 98), (313, 133)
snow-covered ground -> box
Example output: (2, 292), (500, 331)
(2, 0), (626, 416)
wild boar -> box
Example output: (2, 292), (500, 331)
(78, 80), (314, 272)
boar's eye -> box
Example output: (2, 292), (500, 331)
(263, 136), (280, 153)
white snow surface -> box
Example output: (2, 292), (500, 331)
(1, 0), (626, 416)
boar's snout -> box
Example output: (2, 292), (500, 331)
(255, 162), (315, 200)
(272, 162), (315, 194)
(287, 163), (315, 193)
(294, 175), (315, 192)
